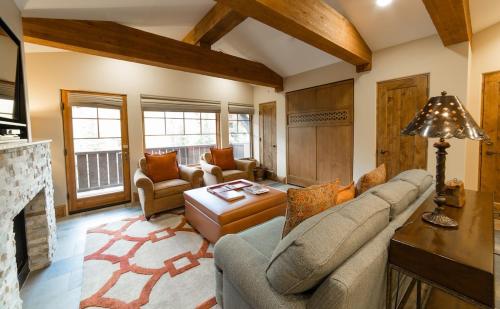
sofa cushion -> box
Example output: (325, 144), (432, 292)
(154, 179), (191, 199)
(266, 193), (390, 294)
(391, 169), (433, 195)
(356, 164), (387, 195)
(222, 169), (247, 182)
(335, 181), (355, 205)
(144, 152), (180, 183)
(369, 180), (418, 219)
(211, 147), (237, 170)
(282, 180), (340, 237)
(239, 217), (285, 260)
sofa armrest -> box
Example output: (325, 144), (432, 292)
(179, 165), (203, 188)
(235, 159), (256, 181)
(214, 234), (308, 309)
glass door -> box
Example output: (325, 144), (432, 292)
(61, 90), (130, 213)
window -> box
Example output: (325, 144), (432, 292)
(143, 111), (218, 165)
(229, 113), (252, 158)
(72, 106), (122, 153)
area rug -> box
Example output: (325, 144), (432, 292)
(80, 211), (217, 309)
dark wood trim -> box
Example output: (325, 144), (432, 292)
(23, 18), (283, 91)
(216, 0), (372, 71)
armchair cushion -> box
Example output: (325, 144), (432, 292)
(144, 152), (180, 183)
(210, 147), (237, 170)
(222, 170), (247, 182)
(154, 179), (191, 199)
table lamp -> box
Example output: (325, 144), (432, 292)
(401, 91), (488, 228)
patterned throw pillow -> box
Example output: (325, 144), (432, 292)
(282, 180), (340, 238)
(335, 181), (356, 205)
(144, 152), (180, 183)
(210, 147), (237, 170)
(356, 164), (387, 195)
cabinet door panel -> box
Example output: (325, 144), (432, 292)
(287, 126), (317, 186)
(317, 126), (353, 185)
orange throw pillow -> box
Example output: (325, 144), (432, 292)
(355, 164), (387, 195)
(144, 152), (180, 183)
(282, 179), (340, 238)
(335, 181), (355, 205)
(210, 147), (237, 170)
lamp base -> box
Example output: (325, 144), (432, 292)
(422, 211), (458, 228)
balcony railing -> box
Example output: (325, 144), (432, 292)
(74, 144), (249, 194)
(75, 150), (123, 193)
(146, 143), (247, 165)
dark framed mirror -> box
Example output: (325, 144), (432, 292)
(0, 17), (27, 137)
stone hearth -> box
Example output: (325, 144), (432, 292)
(0, 141), (56, 309)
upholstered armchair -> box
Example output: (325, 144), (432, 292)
(200, 152), (256, 186)
(134, 157), (203, 220)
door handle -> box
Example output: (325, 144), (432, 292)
(272, 145), (276, 148)
(380, 149), (388, 155)
(486, 150), (498, 156)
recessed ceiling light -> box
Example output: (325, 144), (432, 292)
(376, 0), (393, 7)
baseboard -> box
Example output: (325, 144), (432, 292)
(54, 204), (68, 219)
(276, 175), (287, 183)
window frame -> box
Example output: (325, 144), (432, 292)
(228, 113), (254, 159)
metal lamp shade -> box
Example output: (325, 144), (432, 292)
(401, 91), (488, 141)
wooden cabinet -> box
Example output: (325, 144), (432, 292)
(286, 80), (354, 187)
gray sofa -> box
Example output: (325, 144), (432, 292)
(214, 169), (434, 309)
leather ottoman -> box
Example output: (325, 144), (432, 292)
(183, 182), (287, 243)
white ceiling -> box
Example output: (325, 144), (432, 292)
(16, 0), (500, 78)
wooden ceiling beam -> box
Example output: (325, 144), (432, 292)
(216, 0), (372, 72)
(422, 0), (472, 46)
(183, 3), (246, 47)
(23, 18), (283, 90)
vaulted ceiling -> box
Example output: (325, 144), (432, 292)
(16, 0), (500, 78)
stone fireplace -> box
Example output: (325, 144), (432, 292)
(0, 141), (56, 308)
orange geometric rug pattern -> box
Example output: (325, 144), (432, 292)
(79, 212), (217, 309)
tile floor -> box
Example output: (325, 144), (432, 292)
(20, 203), (142, 309)
(19, 198), (500, 309)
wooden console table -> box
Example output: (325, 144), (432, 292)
(387, 190), (494, 308)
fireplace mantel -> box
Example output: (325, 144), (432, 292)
(0, 140), (56, 309)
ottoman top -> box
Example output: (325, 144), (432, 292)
(184, 182), (287, 225)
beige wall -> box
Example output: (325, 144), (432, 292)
(26, 52), (254, 206)
(465, 21), (500, 190)
(254, 34), (472, 186)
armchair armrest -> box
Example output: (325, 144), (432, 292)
(179, 165), (203, 188)
(133, 169), (154, 218)
(134, 169), (154, 191)
(200, 160), (223, 185)
(235, 159), (256, 181)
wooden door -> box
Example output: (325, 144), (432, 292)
(480, 71), (500, 205)
(259, 102), (277, 179)
(62, 90), (131, 213)
(377, 74), (429, 179)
